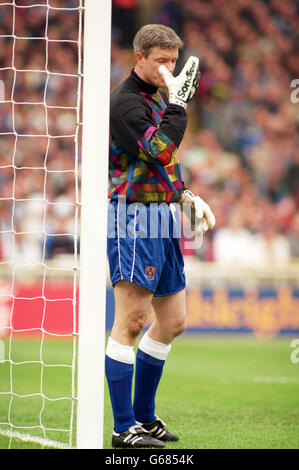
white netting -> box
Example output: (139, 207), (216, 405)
(0, 0), (83, 449)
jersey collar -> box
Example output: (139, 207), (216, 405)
(131, 69), (158, 95)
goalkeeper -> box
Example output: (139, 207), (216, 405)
(106, 24), (215, 449)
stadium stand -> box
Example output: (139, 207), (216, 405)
(0, 0), (298, 265)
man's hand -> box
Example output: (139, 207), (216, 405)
(180, 189), (216, 236)
(159, 56), (200, 109)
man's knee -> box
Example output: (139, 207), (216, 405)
(172, 316), (187, 338)
(113, 281), (153, 342)
(127, 307), (148, 339)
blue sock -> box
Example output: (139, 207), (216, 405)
(105, 355), (136, 433)
(133, 349), (165, 424)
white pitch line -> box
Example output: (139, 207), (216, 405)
(0, 428), (72, 449)
(252, 376), (299, 384)
(217, 376), (299, 384)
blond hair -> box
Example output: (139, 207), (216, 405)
(133, 24), (184, 57)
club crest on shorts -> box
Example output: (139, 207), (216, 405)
(144, 266), (156, 281)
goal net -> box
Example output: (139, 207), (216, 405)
(0, 0), (104, 449)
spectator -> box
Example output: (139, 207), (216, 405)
(288, 213), (299, 260)
(213, 211), (255, 264)
(252, 223), (291, 264)
(0, 0), (298, 264)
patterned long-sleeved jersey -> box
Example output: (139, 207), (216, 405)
(109, 70), (187, 203)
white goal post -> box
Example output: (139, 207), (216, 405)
(76, 0), (112, 449)
(0, 0), (111, 450)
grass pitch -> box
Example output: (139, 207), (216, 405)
(0, 334), (299, 449)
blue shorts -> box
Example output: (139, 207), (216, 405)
(107, 199), (186, 296)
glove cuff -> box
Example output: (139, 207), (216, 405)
(181, 189), (196, 201)
(169, 93), (187, 109)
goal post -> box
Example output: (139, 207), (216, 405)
(76, 0), (112, 449)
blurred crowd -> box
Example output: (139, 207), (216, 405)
(0, 0), (298, 265)
(0, 0), (80, 264)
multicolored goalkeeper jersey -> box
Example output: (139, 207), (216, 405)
(109, 70), (187, 203)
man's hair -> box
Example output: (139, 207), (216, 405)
(133, 24), (184, 57)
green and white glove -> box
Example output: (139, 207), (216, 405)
(158, 56), (200, 109)
(180, 189), (216, 236)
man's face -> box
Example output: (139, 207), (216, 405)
(135, 46), (179, 87)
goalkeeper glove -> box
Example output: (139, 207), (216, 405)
(158, 56), (200, 109)
(180, 189), (216, 236)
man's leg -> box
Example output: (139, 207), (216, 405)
(105, 280), (153, 433)
(133, 289), (186, 439)
(148, 288), (187, 344)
